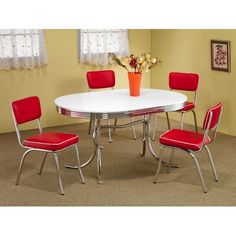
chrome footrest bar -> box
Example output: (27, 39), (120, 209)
(100, 118), (145, 130)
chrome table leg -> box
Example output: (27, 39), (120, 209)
(141, 115), (147, 157)
(93, 119), (103, 184)
(141, 114), (158, 159)
(88, 118), (92, 134)
(131, 117), (137, 140)
(166, 112), (171, 130)
(146, 114), (159, 159)
(107, 119), (112, 143)
(152, 114), (158, 141)
(96, 144), (102, 184)
(113, 119), (117, 131)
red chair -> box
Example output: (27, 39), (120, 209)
(86, 70), (136, 142)
(153, 103), (223, 193)
(152, 72), (199, 140)
(11, 96), (85, 195)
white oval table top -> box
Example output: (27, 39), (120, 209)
(55, 89), (187, 119)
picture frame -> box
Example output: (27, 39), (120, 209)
(211, 40), (231, 72)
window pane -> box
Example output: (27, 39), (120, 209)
(80, 29), (128, 54)
(0, 35), (13, 58)
(0, 30), (40, 58)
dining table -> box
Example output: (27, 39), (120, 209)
(55, 88), (187, 183)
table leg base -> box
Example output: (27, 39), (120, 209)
(65, 164), (79, 169)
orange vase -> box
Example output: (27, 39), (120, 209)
(128, 72), (142, 96)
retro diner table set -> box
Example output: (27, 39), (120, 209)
(55, 88), (187, 183)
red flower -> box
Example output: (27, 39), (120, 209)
(129, 58), (137, 68)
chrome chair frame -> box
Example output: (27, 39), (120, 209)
(12, 112), (85, 195)
(153, 107), (222, 193)
(152, 88), (198, 141)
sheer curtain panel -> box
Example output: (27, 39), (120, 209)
(0, 29), (47, 70)
(79, 29), (129, 66)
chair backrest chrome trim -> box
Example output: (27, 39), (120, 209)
(203, 102), (223, 130)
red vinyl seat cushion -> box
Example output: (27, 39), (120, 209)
(23, 132), (79, 151)
(178, 101), (195, 112)
(160, 129), (210, 151)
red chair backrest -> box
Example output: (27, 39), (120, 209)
(169, 72), (199, 91)
(86, 70), (115, 89)
(203, 102), (223, 130)
(12, 96), (41, 124)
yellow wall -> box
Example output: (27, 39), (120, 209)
(151, 29), (236, 136)
(0, 29), (151, 133)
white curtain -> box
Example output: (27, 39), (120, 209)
(79, 29), (129, 66)
(0, 29), (47, 70)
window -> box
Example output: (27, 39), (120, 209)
(79, 29), (129, 66)
(0, 29), (47, 70)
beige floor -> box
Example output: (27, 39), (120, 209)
(0, 116), (236, 206)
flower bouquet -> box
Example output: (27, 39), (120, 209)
(109, 53), (161, 96)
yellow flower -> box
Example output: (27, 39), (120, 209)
(151, 57), (157, 64)
(136, 64), (141, 72)
(120, 56), (131, 65)
(145, 53), (151, 60)
(137, 56), (145, 64)
(141, 61), (149, 72)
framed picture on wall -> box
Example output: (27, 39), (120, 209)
(211, 40), (231, 72)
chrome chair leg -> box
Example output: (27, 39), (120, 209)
(152, 114), (158, 141)
(107, 119), (112, 143)
(75, 144), (85, 184)
(180, 112), (184, 129)
(167, 148), (175, 174)
(153, 146), (164, 183)
(38, 152), (48, 175)
(15, 149), (32, 185)
(166, 112), (171, 130)
(192, 110), (198, 133)
(131, 117), (137, 140)
(189, 152), (208, 193)
(204, 145), (218, 181)
(53, 152), (64, 195)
